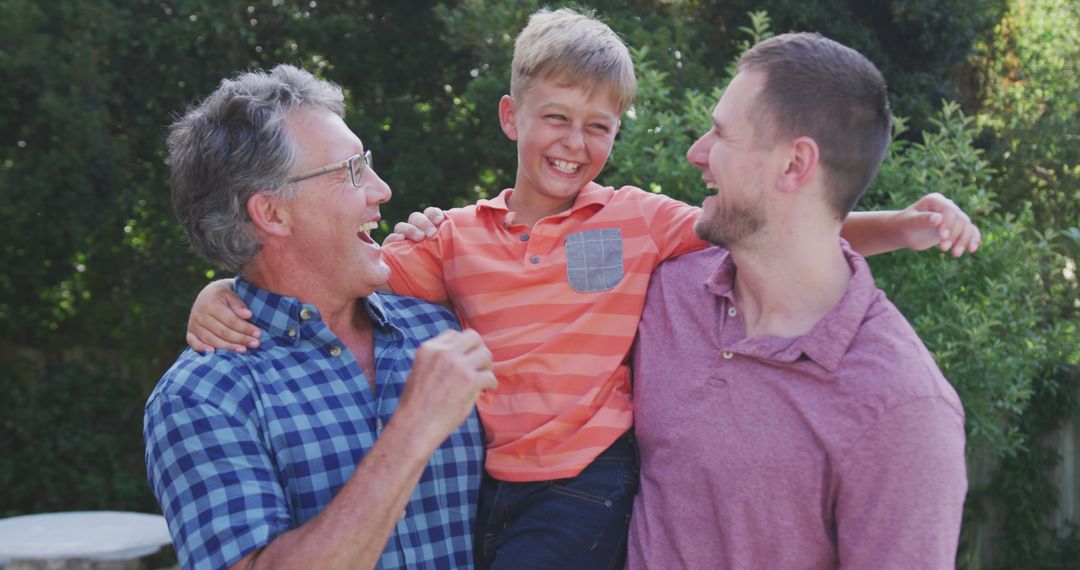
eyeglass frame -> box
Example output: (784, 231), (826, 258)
(285, 149), (372, 189)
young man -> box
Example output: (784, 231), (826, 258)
(185, 9), (978, 569)
(628, 33), (968, 568)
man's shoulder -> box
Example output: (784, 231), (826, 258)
(642, 247), (726, 312)
(656, 246), (725, 276)
(847, 294), (963, 413)
(148, 347), (259, 410)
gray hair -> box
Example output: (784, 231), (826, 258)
(167, 64), (346, 273)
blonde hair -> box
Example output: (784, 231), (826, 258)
(510, 8), (636, 113)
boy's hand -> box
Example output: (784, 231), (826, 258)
(894, 193), (981, 257)
(187, 278), (261, 353)
(383, 207), (447, 245)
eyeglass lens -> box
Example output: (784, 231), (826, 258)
(350, 150), (373, 188)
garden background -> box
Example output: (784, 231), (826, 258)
(1, 0), (1077, 567)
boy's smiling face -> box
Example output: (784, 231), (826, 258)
(499, 76), (621, 219)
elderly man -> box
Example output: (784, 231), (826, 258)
(628, 34), (968, 568)
(144, 65), (495, 570)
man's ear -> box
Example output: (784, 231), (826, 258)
(498, 95), (519, 141)
(246, 191), (290, 238)
(777, 135), (820, 193)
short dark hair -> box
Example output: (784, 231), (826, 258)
(738, 33), (892, 217)
(167, 64), (345, 273)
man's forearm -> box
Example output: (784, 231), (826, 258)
(230, 417), (442, 570)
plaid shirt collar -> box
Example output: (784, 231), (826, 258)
(235, 277), (391, 345)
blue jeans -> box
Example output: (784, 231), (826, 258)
(474, 431), (639, 570)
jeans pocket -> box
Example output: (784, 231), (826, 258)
(565, 228), (624, 292)
(547, 455), (638, 508)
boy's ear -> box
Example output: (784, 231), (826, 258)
(498, 95), (519, 141)
(246, 191), (291, 238)
(776, 135), (820, 194)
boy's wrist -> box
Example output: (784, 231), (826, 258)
(887, 210), (910, 251)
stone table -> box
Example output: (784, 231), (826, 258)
(0, 512), (172, 570)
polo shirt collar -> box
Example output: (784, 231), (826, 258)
(235, 277), (392, 345)
(477, 183), (610, 225)
(703, 242), (876, 373)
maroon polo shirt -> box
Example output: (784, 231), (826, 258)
(628, 244), (967, 569)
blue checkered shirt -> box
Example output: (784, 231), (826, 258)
(144, 279), (483, 570)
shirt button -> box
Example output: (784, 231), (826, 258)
(728, 307), (738, 317)
(287, 328), (297, 338)
(520, 233), (530, 241)
(530, 255), (540, 264)
(376, 418), (384, 431)
(722, 351), (734, 360)
(400, 509), (407, 520)
(329, 345), (342, 357)
(299, 307), (313, 320)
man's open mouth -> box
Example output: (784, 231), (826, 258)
(358, 221), (378, 244)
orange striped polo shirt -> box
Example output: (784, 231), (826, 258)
(382, 183), (706, 481)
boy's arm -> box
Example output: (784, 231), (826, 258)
(186, 210), (455, 354)
(380, 217), (452, 302)
(842, 193), (981, 257)
(645, 190), (979, 263)
(187, 278), (261, 353)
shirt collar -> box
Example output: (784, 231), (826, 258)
(234, 277), (392, 345)
(795, 245), (876, 371)
(476, 182), (610, 226)
(703, 242), (877, 372)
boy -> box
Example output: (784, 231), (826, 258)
(186, 8), (979, 569)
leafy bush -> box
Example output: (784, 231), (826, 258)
(0, 0), (481, 516)
(1, 3), (1077, 568)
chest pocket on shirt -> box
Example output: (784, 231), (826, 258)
(565, 228), (624, 292)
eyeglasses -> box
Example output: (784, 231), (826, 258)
(285, 149), (372, 189)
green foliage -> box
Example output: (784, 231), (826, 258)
(0, 353), (156, 517)
(603, 46), (718, 201)
(965, 0), (1080, 564)
(871, 103), (1039, 457)
(978, 0), (1080, 252)
(866, 101), (1080, 570)
(1, 3), (1077, 568)
(0, 0), (480, 516)
(694, 0), (1009, 133)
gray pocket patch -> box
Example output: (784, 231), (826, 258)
(565, 228), (624, 292)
